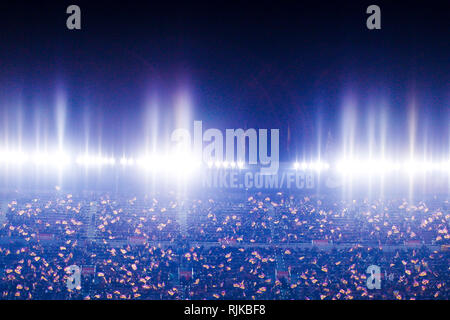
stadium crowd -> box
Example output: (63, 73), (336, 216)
(0, 192), (448, 300)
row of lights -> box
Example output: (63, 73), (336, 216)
(0, 151), (115, 167)
(336, 159), (450, 174)
(292, 160), (449, 174)
(293, 161), (330, 171)
(121, 158), (246, 170)
(0, 151), (244, 170)
(0, 151), (449, 173)
(207, 161), (245, 169)
(293, 160), (450, 173)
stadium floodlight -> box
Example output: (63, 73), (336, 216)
(363, 159), (386, 173)
(76, 155), (87, 165)
(296, 161), (329, 171)
(120, 157), (135, 166)
(32, 152), (49, 165)
(403, 160), (420, 174)
(179, 156), (201, 173)
(440, 161), (450, 172)
(403, 160), (440, 173)
(422, 162), (435, 172)
(311, 161), (329, 171)
(337, 159), (357, 174)
(337, 159), (387, 174)
(136, 157), (146, 168)
(32, 151), (70, 167)
(372, 160), (387, 173)
(0, 150), (28, 165)
(76, 155), (116, 167)
(334, 157), (450, 175)
(137, 155), (163, 171)
(137, 152), (201, 174)
(294, 161), (328, 171)
(155, 150), (202, 176)
(0, 147), (448, 176)
(54, 152), (71, 166)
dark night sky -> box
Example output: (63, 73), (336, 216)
(0, 1), (448, 159)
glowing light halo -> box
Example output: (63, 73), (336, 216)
(31, 151), (70, 167)
(0, 148), (448, 176)
(75, 154), (116, 166)
(294, 161), (329, 171)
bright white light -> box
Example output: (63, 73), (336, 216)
(137, 152), (200, 176)
(137, 155), (164, 171)
(120, 157), (135, 166)
(32, 153), (49, 165)
(32, 152), (70, 167)
(335, 158), (450, 175)
(0, 146), (448, 177)
(76, 155), (116, 167)
(337, 159), (362, 174)
(297, 161), (329, 171)
(402, 160), (440, 174)
(373, 160), (392, 173)
(174, 155), (201, 174)
(440, 161), (450, 172)
(310, 161), (329, 171)
(0, 151), (28, 165)
(54, 152), (70, 166)
(206, 161), (240, 169)
(403, 160), (421, 174)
